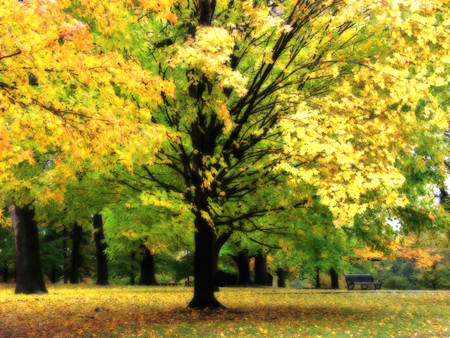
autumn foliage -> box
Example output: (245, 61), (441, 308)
(0, 285), (449, 337)
(0, 0), (448, 310)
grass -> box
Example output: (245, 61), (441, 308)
(0, 284), (448, 337)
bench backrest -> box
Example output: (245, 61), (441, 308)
(344, 274), (375, 283)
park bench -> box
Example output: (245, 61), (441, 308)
(344, 274), (382, 290)
(160, 282), (182, 286)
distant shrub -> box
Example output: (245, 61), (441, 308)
(383, 276), (415, 290)
(418, 265), (450, 290)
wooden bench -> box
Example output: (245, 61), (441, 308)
(160, 282), (182, 286)
(344, 274), (382, 290)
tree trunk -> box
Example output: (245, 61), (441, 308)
(315, 267), (321, 289)
(232, 250), (253, 286)
(93, 214), (109, 286)
(63, 229), (68, 284)
(70, 223), (82, 284)
(188, 215), (223, 309)
(7, 202), (47, 294)
(50, 266), (57, 284)
(3, 261), (8, 283)
(276, 268), (286, 288)
(130, 251), (136, 285)
(330, 268), (339, 289)
(139, 246), (157, 285)
(254, 252), (268, 286)
(431, 262), (437, 290)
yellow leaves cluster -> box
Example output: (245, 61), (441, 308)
(173, 27), (248, 96)
(278, 98), (409, 225)
(215, 100), (234, 133)
(239, 0), (283, 37)
(356, 234), (444, 269)
(0, 0), (175, 201)
(277, 0), (449, 226)
(136, 0), (177, 23)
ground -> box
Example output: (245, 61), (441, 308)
(0, 285), (448, 337)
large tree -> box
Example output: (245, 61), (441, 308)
(117, 0), (448, 307)
(0, 0), (171, 293)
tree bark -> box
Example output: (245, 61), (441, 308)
(7, 202), (47, 294)
(62, 228), (68, 284)
(254, 252), (268, 286)
(232, 250), (253, 286)
(198, 0), (215, 25)
(188, 215), (223, 309)
(130, 251), (136, 285)
(330, 268), (339, 289)
(431, 262), (437, 290)
(70, 222), (82, 284)
(50, 266), (57, 284)
(139, 246), (158, 285)
(315, 267), (321, 289)
(3, 261), (8, 283)
(276, 268), (286, 288)
(93, 214), (109, 286)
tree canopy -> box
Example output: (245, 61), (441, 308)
(0, 0), (448, 307)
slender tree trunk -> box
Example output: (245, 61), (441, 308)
(139, 246), (157, 285)
(315, 267), (321, 289)
(70, 223), (82, 284)
(188, 215), (223, 309)
(330, 268), (339, 289)
(93, 214), (109, 286)
(254, 252), (268, 286)
(7, 202), (47, 294)
(232, 250), (253, 286)
(63, 229), (68, 284)
(130, 251), (136, 285)
(3, 261), (8, 283)
(50, 266), (57, 284)
(276, 268), (286, 288)
(431, 262), (437, 290)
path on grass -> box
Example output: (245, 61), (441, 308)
(259, 290), (450, 295)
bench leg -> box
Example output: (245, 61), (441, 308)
(347, 283), (354, 290)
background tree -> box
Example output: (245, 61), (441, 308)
(0, 0), (172, 294)
(0, 220), (14, 283)
(93, 214), (109, 285)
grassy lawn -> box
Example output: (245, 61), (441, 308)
(0, 285), (448, 337)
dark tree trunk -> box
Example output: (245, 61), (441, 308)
(315, 267), (321, 289)
(431, 262), (437, 290)
(139, 246), (157, 285)
(188, 215), (223, 309)
(62, 229), (68, 284)
(50, 266), (57, 284)
(70, 223), (82, 284)
(7, 202), (47, 294)
(232, 250), (253, 286)
(130, 251), (136, 285)
(276, 268), (286, 288)
(93, 214), (109, 286)
(330, 268), (339, 289)
(3, 262), (8, 283)
(254, 252), (268, 286)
